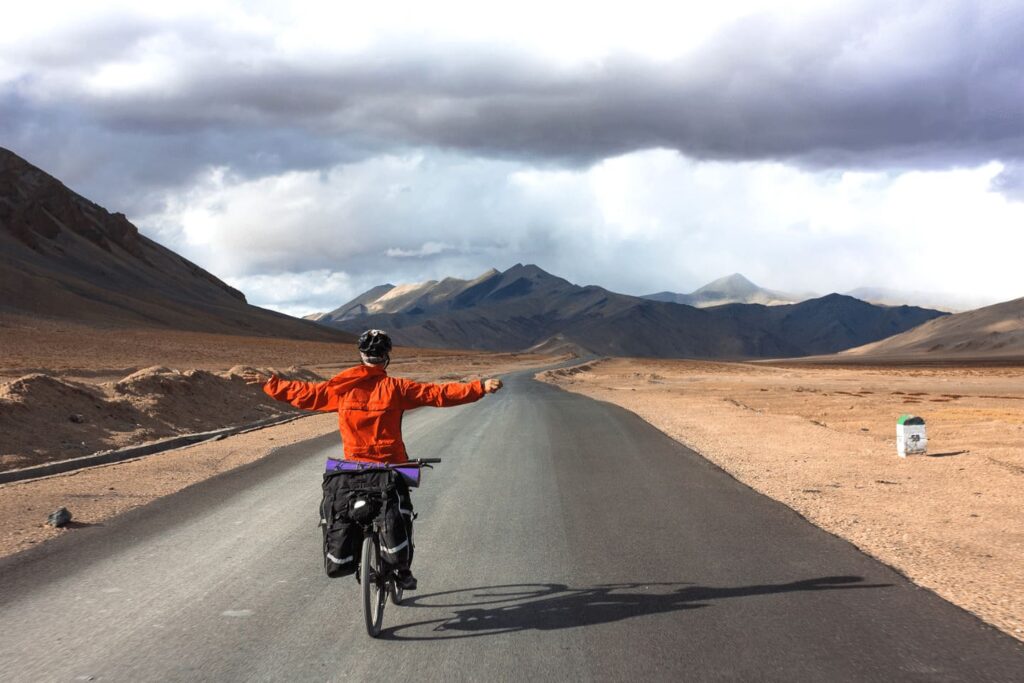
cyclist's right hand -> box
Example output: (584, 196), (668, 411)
(242, 370), (270, 386)
(483, 378), (503, 394)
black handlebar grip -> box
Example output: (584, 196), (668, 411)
(418, 458), (442, 464)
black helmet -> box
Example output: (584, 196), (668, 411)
(358, 329), (392, 363)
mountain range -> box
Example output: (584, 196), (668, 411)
(0, 147), (350, 341)
(315, 265), (948, 359)
(644, 275), (997, 313)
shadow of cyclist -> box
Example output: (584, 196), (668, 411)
(379, 575), (889, 640)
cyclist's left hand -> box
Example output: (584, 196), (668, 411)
(483, 378), (503, 394)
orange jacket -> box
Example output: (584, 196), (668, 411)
(263, 364), (486, 464)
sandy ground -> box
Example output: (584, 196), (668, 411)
(0, 314), (559, 558)
(0, 365), (320, 470)
(540, 358), (1024, 640)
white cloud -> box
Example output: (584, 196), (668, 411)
(140, 149), (1024, 312)
(140, 151), (529, 278)
(224, 269), (356, 318)
(386, 242), (454, 258)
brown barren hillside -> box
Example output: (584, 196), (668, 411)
(841, 297), (1024, 361)
(0, 146), (349, 342)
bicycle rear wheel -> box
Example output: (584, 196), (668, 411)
(361, 535), (386, 637)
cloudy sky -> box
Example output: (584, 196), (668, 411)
(3, 0), (1023, 315)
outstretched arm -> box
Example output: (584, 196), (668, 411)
(243, 370), (340, 412)
(397, 376), (502, 409)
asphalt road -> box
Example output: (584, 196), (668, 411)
(1, 369), (1022, 681)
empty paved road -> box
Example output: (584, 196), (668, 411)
(2, 369), (1022, 681)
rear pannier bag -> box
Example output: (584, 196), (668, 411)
(320, 469), (414, 578)
(379, 481), (413, 568)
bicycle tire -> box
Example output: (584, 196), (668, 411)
(361, 535), (386, 637)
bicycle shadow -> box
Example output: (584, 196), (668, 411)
(379, 575), (890, 640)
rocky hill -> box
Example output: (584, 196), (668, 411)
(0, 147), (350, 341)
(319, 264), (946, 359)
(841, 296), (1024, 360)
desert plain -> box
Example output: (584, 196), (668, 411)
(541, 357), (1024, 640)
(3, 311), (1023, 642)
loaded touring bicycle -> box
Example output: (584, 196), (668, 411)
(320, 457), (441, 637)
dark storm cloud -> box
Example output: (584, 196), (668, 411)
(0, 93), (382, 214)
(1, 0), (1022, 233)
(332, 2), (1024, 168)
(4, 0), (1022, 188)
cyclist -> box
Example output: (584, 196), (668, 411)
(243, 329), (503, 589)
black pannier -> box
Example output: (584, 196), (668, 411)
(320, 469), (414, 578)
